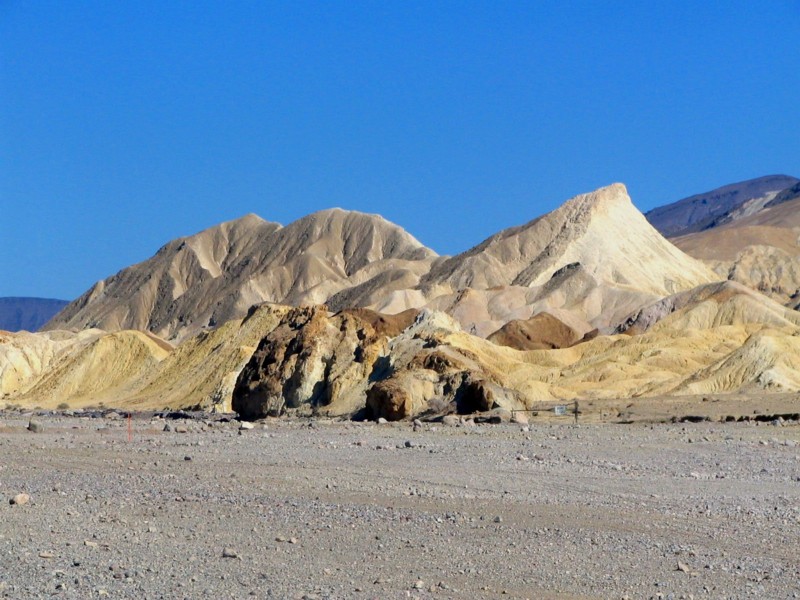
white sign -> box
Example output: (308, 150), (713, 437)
(554, 405), (567, 416)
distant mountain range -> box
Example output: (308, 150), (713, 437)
(0, 297), (68, 332)
(646, 174), (800, 308)
(645, 174), (799, 237)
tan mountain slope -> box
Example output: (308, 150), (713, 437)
(669, 196), (800, 304)
(0, 329), (106, 398)
(404, 184), (718, 335)
(422, 184), (715, 294)
(44, 210), (437, 342)
(671, 195), (800, 261)
(6, 300), (800, 416)
(3, 303), (293, 411)
(43, 184), (719, 345)
(13, 330), (171, 408)
(123, 303), (292, 411)
(611, 281), (800, 335)
(672, 329), (800, 394)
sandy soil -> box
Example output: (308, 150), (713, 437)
(0, 411), (798, 599)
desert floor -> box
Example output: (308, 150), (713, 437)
(0, 408), (798, 599)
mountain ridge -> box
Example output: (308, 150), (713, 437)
(45, 184), (718, 342)
(645, 175), (798, 237)
(0, 297), (69, 332)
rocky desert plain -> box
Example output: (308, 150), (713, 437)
(2, 177), (800, 598)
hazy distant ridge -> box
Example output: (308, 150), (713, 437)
(645, 175), (799, 237)
(0, 297), (69, 332)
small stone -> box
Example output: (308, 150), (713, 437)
(84, 540), (99, 548)
(38, 551), (54, 558)
(493, 516), (503, 523)
(163, 423), (173, 432)
(404, 440), (414, 448)
(184, 456), (192, 461)
(377, 417), (388, 424)
(413, 580), (425, 589)
(677, 561), (691, 573)
(222, 548), (238, 559)
(511, 412), (528, 425)
(174, 425), (188, 434)
(442, 415), (460, 427)
(239, 422), (254, 431)
(27, 420), (44, 433)
(10, 493), (30, 506)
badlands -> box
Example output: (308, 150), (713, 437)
(2, 178), (800, 598)
(2, 180), (799, 420)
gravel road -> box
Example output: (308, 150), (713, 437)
(1, 413), (798, 599)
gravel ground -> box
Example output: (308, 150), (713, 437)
(0, 413), (799, 600)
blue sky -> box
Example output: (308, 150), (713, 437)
(2, 1), (798, 299)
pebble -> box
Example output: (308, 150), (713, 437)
(27, 420), (44, 433)
(10, 493), (30, 506)
(221, 548), (239, 559)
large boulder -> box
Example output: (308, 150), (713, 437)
(232, 306), (388, 419)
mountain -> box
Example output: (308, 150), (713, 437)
(44, 210), (437, 342)
(44, 184), (718, 342)
(402, 183), (718, 335)
(0, 297), (69, 332)
(643, 175), (800, 307)
(644, 175), (798, 238)
(671, 192), (800, 261)
(666, 183), (800, 305)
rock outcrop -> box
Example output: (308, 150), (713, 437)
(232, 308), (525, 421)
(233, 306), (391, 419)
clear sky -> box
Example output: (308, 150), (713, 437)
(2, 1), (798, 299)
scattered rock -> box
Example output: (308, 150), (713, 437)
(510, 411), (528, 425)
(239, 422), (255, 431)
(442, 415), (460, 427)
(27, 420), (44, 433)
(10, 493), (30, 506)
(221, 548), (238, 559)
